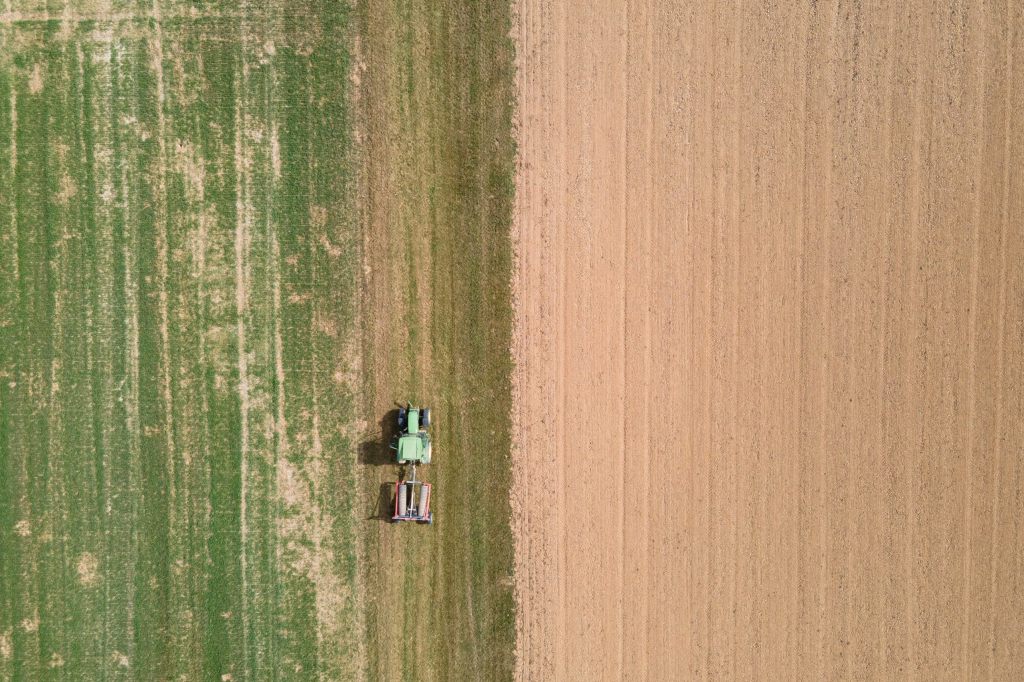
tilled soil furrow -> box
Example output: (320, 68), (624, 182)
(513, 1), (1024, 679)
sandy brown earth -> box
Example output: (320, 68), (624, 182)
(512, 1), (1023, 679)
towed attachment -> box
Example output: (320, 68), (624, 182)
(392, 479), (432, 524)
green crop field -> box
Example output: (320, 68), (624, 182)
(0, 2), (364, 679)
(0, 0), (516, 680)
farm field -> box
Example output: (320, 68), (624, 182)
(356, 0), (516, 680)
(513, 0), (1023, 680)
(0, 2), (364, 679)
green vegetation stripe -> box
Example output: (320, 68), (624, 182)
(0, 4), (361, 679)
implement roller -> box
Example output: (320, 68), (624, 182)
(392, 467), (432, 524)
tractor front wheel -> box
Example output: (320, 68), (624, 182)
(421, 407), (431, 428)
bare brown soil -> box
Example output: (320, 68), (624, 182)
(512, 1), (1024, 679)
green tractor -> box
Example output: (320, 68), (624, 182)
(391, 403), (433, 524)
(393, 403), (432, 464)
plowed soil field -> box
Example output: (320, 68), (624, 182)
(513, 1), (1024, 679)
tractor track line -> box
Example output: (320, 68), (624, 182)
(986, 6), (1014, 673)
(149, 1), (177, 616)
(232, 62), (252, 682)
(7, 88), (16, 284)
(961, 0), (986, 670)
(556, 0), (567, 673)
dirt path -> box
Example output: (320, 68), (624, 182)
(513, 1), (1024, 679)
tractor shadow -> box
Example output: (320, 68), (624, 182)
(358, 408), (400, 466)
(367, 482), (394, 523)
(361, 408), (400, 523)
